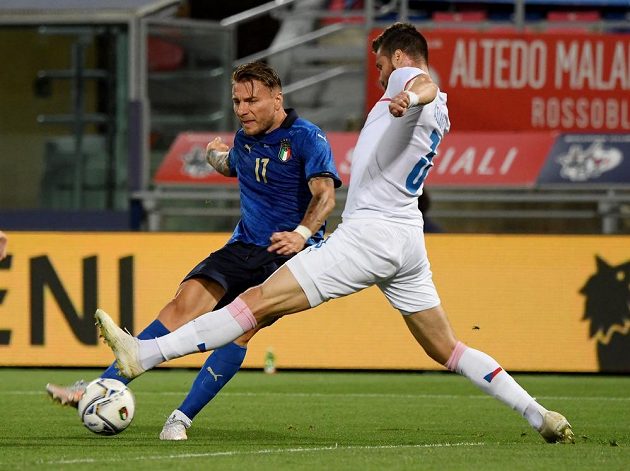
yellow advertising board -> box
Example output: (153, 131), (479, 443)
(0, 233), (628, 372)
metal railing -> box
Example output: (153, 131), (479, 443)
(134, 185), (630, 234)
(135, 1), (630, 234)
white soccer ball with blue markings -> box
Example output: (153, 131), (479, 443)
(78, 378), (135, 435)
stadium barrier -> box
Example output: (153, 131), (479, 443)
(138, 130), (630, 234)
(366, 30), (630, 133)
(1, 232), (629, 372)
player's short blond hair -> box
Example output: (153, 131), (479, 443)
(232, 61), (282, 91)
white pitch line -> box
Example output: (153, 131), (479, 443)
(47, 441), (486, 465)
(4, 390), (630, 401)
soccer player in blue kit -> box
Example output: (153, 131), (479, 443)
(97, 24), (574, 444)
(46, 61), (341, 440)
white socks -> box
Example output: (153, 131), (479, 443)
(170, 409), (192, 428)
(137, 297), (257, 370)
(446, 341), (546, 430)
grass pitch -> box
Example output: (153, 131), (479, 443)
(1, 368), (629, 470)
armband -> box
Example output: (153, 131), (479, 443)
(293, 225), (313, 241)
(405, 90), (420, 107)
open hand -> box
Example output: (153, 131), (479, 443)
(267, 231), (306, 255)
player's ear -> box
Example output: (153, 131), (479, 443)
(275, 90), (283, 110)
(392, 49), (403, 67)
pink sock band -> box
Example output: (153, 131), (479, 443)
(227, 297), (257, 331)
(445, 341), (468, 371)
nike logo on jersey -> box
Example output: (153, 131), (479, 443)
(206, 366), (223, 381)
(317, 133), (327, 141)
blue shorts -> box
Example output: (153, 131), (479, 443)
(184, 241), (292, 309)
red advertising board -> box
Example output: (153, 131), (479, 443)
(367, 30), (630, 132)
(154, 132), (354, 186)
(430, 131), (555, 187)
(154, 132), (237, 185)
(155, 131), (554, 188)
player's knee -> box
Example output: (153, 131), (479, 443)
(158, 298), (195, 326)
(427, 347), (449, 365)
(239, 286), (273, 324)
(426, 338), (458, 365)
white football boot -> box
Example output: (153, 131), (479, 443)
(159, 410), (192, 441)
(539, 411), (575, 444)
(95, 309), (145, 379)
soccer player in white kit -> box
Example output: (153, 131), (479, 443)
(97, 23), (574, 444)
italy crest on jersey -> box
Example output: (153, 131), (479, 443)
(278, 139), (292, 162)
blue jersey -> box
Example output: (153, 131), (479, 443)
(227, 109), (341, 247)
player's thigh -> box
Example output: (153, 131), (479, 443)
(240, 265), (311, 319)
(158, 278), (225, 329)
(377, 225), (440, 313)
(286, 221), (399, 307)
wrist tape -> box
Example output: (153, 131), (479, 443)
(405, 90), (420, 107)
(293, 225), (313, 241)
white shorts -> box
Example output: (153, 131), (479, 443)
(286, 218), (441, 314)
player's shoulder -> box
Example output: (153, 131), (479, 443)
(233, 128), (249, 144)
(289, 118), (329, 145)
(387, 67), (426, 95)
(391, 66), (425, 81)
(290, 117), (322, 134)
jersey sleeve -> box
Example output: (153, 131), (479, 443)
(226, 149), (237, 176)
(301, 128), (342, 188)
(385, 67), (424, 99)
(227, 135), (240, 177)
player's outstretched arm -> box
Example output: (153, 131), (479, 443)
(389, 74), (438, 117)
(206, 137), (232, 176)
(0, 231), (7, 261)
(268, 176), (336, 255)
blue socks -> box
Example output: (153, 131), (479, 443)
(100, 319), (170, 384)
(177, 342), (247, 420)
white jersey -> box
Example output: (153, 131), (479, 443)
(342, 67), (450, 226)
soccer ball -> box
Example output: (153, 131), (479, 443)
(77, 378), (136, 435)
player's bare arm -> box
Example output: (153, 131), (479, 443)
(0, 231), (7, 261)
(206, 137), (231, 176)
(268, 176), (336, 255)
(389, 74), (438, 118)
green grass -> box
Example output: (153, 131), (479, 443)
(1, 369), (629, 470)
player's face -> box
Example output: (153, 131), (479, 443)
(375, 48), (395, 90)
(232, 79), (282, 135)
